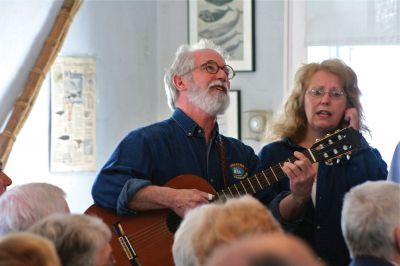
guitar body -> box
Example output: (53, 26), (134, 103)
(85, 174), (216, 266)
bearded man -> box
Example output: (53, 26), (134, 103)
(91, 40), (312, 218)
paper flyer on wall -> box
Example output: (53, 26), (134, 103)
(50, 57), (96, 172)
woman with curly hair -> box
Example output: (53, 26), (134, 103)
(258, 59), (387, 266)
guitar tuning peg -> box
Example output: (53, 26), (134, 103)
(346, 154), (351, 160)
(336, 158), (341, 164)
(325, 160), (333, 166)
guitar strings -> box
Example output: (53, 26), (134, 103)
(126, 219), (170, 246)
(218, 141), (334, 198)
(260, 142), (332, 183)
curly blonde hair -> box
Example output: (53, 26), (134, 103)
(0, 232), (61, 266)
(267, 59), (368, 143)
(191, 196), (282, 265)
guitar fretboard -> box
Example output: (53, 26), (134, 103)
(212, 127), (359, 202)
(214, 152), (312, 201)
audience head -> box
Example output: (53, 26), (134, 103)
(0, 169), (12, 196)
(0, 182), (69, 236)
(0, 232), (61, 266)
(29, 214), (114, 266)
(164, 39), (231, 114)
(341, 181), (400, 263)
(173, 195), (282, 266)
(205, 233), (325, 266)
(268, 59), (367, 142)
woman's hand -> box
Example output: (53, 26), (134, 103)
(343, 107), (360, 130)
(282, 151), (316, 203)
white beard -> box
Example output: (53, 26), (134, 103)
(187, 80), (230, 116)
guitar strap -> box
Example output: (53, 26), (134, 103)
(218, 134), (229, 188)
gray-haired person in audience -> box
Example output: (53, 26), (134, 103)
(341, 181), (400, 266)
(173, 195), (282, 266)
(0, 182), (70, 236)
(0, 232), (61, 266)
(29, 214), (115, 266)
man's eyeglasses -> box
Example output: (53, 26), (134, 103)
(184, 60), (236, 80)
(307, 87), (346, 99)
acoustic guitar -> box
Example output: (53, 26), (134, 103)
(85, 127), (361, 266)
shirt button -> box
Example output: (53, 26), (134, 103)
(188, 132), (192, 136)
(210, 178), (214, 182)
(197, 129), (202, 134)
(316, 225), (321, 230)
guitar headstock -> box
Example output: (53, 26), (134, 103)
(310, 127), (361, 164)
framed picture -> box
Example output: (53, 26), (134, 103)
(188, 0), (255, 71)
(217, 90), (241, 139)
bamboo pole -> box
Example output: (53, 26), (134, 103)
(0, 0), (83, 169)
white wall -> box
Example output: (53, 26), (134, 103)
(0, 0), (63, 125)
(0, 0), (285, 213)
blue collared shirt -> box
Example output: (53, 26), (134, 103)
(388, 142), (400, 183)
(92, 108), (260, 214)
(258, 136), (387, 266)
(349, 256), (396, 266)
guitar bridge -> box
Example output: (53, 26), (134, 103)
(113, 222), (141, 266)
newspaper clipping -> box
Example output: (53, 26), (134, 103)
(50, 57), (96, 172)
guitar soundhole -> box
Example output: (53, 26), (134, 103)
(166, 211), (182, 233)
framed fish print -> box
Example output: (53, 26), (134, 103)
(188, 0), (255, 72)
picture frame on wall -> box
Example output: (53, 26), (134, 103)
(188, 0), (255, 72)
(217, 90), (241, 139)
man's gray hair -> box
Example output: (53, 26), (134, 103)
(0, 183), (69, 236)
(29, 214), (112, 266)
(164, 39), (227, 110)
(341, 181), (400, 261)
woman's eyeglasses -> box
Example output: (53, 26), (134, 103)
(307, 87), (346, 99)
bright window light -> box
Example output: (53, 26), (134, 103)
(308, 46), (400, 167)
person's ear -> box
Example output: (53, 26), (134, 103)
(173, 74), (187, 92)
(395, 226), (400, 252)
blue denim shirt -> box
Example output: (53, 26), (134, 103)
(92, 108), (260, 215)
(388, 142), (400, 183)
(258, 136), (387, 266)
(349, 256), (396, 266)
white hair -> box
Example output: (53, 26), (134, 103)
(29, 214), (111, 266)
(173, 205), (210, 266)
(0, 183), (69, 236)
(164, 39), (227, 110)
(341, 181), (400, 261)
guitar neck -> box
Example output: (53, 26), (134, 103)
(215, 149), (315, 201)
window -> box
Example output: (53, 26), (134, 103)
(308, 45), (400, 165)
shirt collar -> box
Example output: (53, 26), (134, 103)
(172, 108), (219, 138)
(282, 137), (305, 149)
